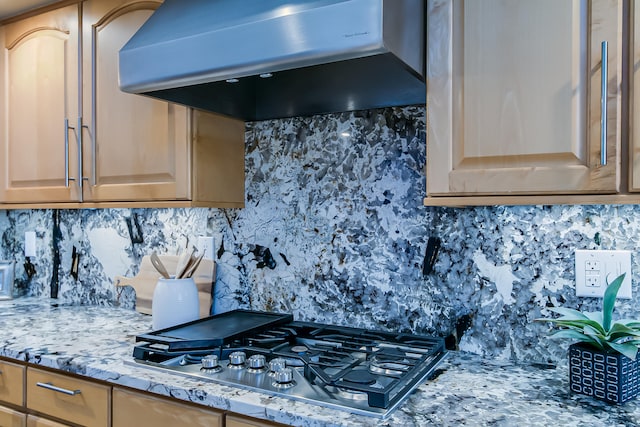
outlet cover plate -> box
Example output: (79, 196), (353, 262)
(575, 249), (632, 298)
(197, 236), (215, 261)
(24, 231), (36, 257)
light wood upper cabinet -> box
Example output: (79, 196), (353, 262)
(0, 0), (245, 208)
(0, 4), (80, 203)
(425, 0), (623, 205)
(631, 0), (640, 192)
(80, 0), (190, 203)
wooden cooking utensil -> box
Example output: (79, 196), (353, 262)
(150, 251), (170, 279)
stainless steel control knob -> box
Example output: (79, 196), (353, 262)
(201, 354), (219, 369)
(274, 367), (294, 384)
(269, 358), (287, 373)
(229, 351), (246, 366)
(248, 354), (266, 369)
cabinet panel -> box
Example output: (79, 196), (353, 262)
(632, 1), (640, 191)
(26, 368), (109, 427)
(426, 0), (622, 197)
(461, 2), (585, 160)
(112, 387), (222, 427)
(26, 415), (68, 427)
(0, 405), (26, 427)
(226, 414), (282, 427)
(81, 0), (189, 202)
(192, 109), (245, 206)
(0, 4), (80, 203)
(0, 360), (25, 407)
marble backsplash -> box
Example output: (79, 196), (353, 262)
(0, 106), (638, 365)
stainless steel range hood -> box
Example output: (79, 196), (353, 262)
(119, 0), (425, 121)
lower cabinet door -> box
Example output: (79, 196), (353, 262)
(112, 388), (223, 427)
(26, 415), (68, 427)
(226, 414), (282, 427)
(0, 405), (26, 427)
(0, 360), (25, 406)
(26, 368), (109, 427)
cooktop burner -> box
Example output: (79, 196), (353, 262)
(130, 310), (447, 419)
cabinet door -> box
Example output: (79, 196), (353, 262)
(26, 415), (68, 427)
(0, 405), (26, 427)
(0, 360), (25, 407)
(226, 414), (282, 427)
(427, 0), (622, 197)
(632, 1), (640, 191)
(0, 4), (80, 203)
(112, 388), (222, 427)
(81, 0), (189, 202)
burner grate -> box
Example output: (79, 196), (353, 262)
(131, 313), (447, 418)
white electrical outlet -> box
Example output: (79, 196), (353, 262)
(575, 250), (632, 298)
(24, 231), (36, 257)
(197, 236), (215, 260)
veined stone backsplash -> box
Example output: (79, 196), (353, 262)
(0, 106), (638, 365)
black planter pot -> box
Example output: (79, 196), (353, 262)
(569, 343), (640, 404)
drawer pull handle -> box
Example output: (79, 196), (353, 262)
(36, 381), (81, 396)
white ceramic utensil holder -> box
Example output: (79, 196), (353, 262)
(152, 277), (199, 330)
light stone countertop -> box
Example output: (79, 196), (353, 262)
(1, 298), (638, 427)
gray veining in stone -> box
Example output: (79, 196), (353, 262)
(1, 299), (639, 427)
(1, 106), (640, 366)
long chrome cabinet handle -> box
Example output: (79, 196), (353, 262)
(91, 126), (96, 186)
(90, 12), (97, 187)
(77, 117), (85, 200)
(36, 381), (81, 396)
(600, 40), (608, 166)
(64, 118), (76, 187)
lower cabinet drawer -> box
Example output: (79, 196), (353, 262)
(26, 415), (68, 427)
(112, 387), (223, 427)
(0, 405), (26, 427)
(26, 368), (109, 427)
(0, 360), (25, 406)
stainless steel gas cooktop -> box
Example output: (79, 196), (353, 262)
(130, 310), (447, 419)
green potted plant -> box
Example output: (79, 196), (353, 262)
(537, 273), (640, 404)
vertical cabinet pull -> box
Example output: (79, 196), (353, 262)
(600, 40), (608, 166)
(36, 381), (81, 396)
(77, 117), (85, 198)
(64, 118), (77, 187)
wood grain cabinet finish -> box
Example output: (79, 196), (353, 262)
(0, 406), (26, 427)
(0, 360), (25, 407)
(26, 368), (109, 427)
(112, 387), (222, 427)
(631, 1), (640, 192)
(425, 0), (623, 205)
(0, 4), (81, 203)
(226, 414), (283, 427)
(0, 0), (245, 208)
(26, 415), (68, 427)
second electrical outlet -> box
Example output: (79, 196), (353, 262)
(575, 249), (632, 298)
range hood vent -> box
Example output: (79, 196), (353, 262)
(119, 0), (425, 121)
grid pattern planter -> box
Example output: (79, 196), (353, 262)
(569, 343), (640, 404)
